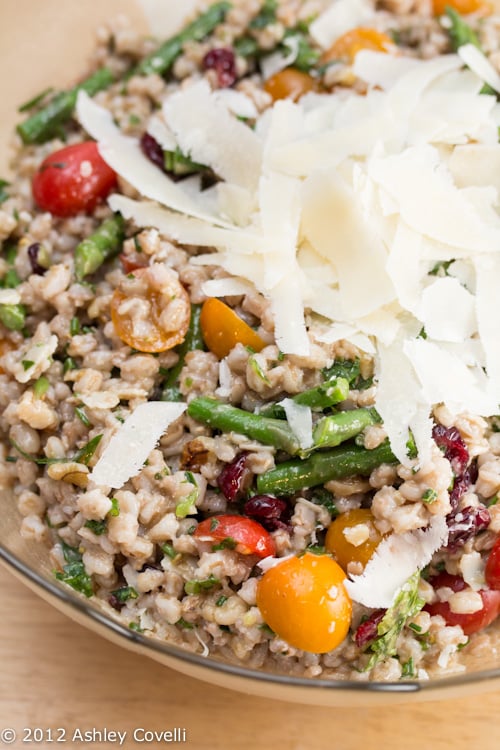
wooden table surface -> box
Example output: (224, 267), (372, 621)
(1, 565), (500, 750)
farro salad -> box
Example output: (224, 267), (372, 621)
(3, 0), (500, 682)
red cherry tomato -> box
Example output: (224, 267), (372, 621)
(32, 142), (117, 217)
(425, 572), (500, 635)
(194, 515), (276, 558)
(119, 252), (149, 274)
(485, 536), (500, 590)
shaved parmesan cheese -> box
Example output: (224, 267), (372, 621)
(458, 43), (500, 93)
(91, 401), (186, 489)
(450, 144), (500, 197)
(0, 288), (21, 305)
(162, 80), (262, 192)
(418, 277), (476, 343)
(214, 89), (258, 120)
(459, 551), (486, 592)
(261, 36), (300, 80)
(146, 113), (176, 151)
(352, 50), (419, 89)
(309, 0), (374, 49)
(202, 277), (255, 298)
(345, 515), (449, 607)
(257, 554), (294, 573)
(216, 358), (232, 399)
(279, 398), (313, 450)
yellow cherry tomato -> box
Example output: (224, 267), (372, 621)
(111, 265), (190, 353)
(200, 297), (265, 359)
(325, 508), (383, 571)
(256, 552), (352, 653)
(321, 27), (395, 65)
(264, 68), (318, 102)
(432, 0), (491, 15)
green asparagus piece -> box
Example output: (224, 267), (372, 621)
(164, 148), (207, 176)
(259, 376), (349, 418)
(17, 2), (231, 146)
(445, 7), (481, 51)
(256, 441), (397, 495)
(135, 2), (232, 76)
(312, 407), (380, 450)
(74, 214), (125, 281)
(17, 67), (115, 145)
(162, 304), (205, 402)
(187, 396), (301, 455)
(0, 304), (26, 331)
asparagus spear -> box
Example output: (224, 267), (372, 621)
(17, 68), (114, 145)
(0, 304), (26, 331)
(259, 375), (349, 418)
(187, 396), (301, 455)
(313, 407), (380, 449)
(17, 2), (232, 146)
(74, 214), (125, 281)
(256, 441), (397, 495)
(162, 304), (205, 402)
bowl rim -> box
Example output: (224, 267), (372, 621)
(3, 540), (500, 695)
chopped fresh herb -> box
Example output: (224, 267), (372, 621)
(322, 357), (372, 390)
(259, 623), (275, 635)
(55, 561), (93, 597)
(184, 376), (193, 388)
(164, 147), (207, 176)
(109, 497), (120, 517)
(184, 574), (220, 595)
(250, 0), (277, 29)
(216, 595), (228, 607)
(422, 488), (438, 504)
(488, 495), (499, 507)
(161, 542), (177, 560)
(2, 268), (21, 288)
(282, 30), (320, 72)
(10, 435), (100, 468)
(457, 637), (470, 651)
(408, 622), (422, 633)
(84, 519), (107, 535)
(69, 316), (81, 336)
(128, 113), (141, 125)
(60, 539), (83, 563)
(445, 7), (480, 52)
(418, 327), (428, 340)
(73, 434), (103, 466)
(366, 572), (425, 671)
(5, 456), (17, 463)
(33, 376), (49, 399)
(21, 360), (35, 371)
(4, 244), (17, 265)
(277, 351), (285, 362)
(18, 86), (54, 113)
(234, 35), (260, 57)
(306, 544), (326, 555)
(63, 356), (77, 374)
(129, 622), (144, 633)
(0, 303), (26, 331)
(210, 517), (220, 532)
(249, 355), (270, 384)
(176, 473), (199, 518)
(429, 259), (453, 277)
(400, 657), (416, 678)
(0, 179), (10, 204)
(158, 366), (169, 376)
(75, 406), (91, 427)
(186, 524), (196, 535)
(212, 536), (237, 551)
(176, 617), (194, 630)
(110, 585), (138, 603)
(309, 487), (338, 517)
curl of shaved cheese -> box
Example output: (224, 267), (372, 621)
(0, 288), (21, 305)
(309, 0), (374, 49)
(91, 401), (186, 489)
(352, 50), (419, 90)
(214, 90), (258, 120)
(459, 551), (486, 592)
(345, 515), (449, 607)
(260, 36), (300, 81)
(418, 277), (476, 343)
(458, 43), (500, 94)
(162, 80), (262, 192)
(278, 398), (313, 450)
(257, 554), (294, 573)
(201, 277), (255, 298)
(146, 113), (176, 151)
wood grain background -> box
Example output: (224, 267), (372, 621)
(1, 564), (500, 750)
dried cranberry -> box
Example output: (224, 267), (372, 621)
(449, 462), (478, 511)
(243, 494), (290, 531)
(140, 132), (165, 171)
(27, 242), (47, 275)
(432, 424), (469, 476)
(446, 505), (490, 551)
(202, 48), (237, 88)
(354, 609), (385, 649)
(108, 594), (122, 611)
(217, 452), (253, 501)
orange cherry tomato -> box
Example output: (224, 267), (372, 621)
(194, 514), (276, 558)
(200, 297), (265, 359)
(321, 28), (395, 65)
(110, 265), (190, 353)
(432, 0), (492, 15)
(256, 552), (352, 653)
(264, 68), (318, 102)
(32, 142), (117, 217)
(325, 508), (383, 571)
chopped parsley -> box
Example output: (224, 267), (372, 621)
(84, 519), (107, 535)
(69, 317), (81, 336)
(129, 622), (144, 633)
(21, 359), (35, 371)
(110, 585), (138, 603)
(422, 488), (438, 504)
(322, 358), (372, 390)
(248, 355), (270, 384)
(33, 376), (49, 399)
(215, 595), (228, 607)
(184, 575), (220, 595)
(309, 487), (338, 517)
(161, 542), (177, 560)
(250, 0), (277, 29)
(0, 179), (10, 204)
(75, 406), (91, 427)
(54, 540), (93, 597)
(109, 497), (120, 517)
(176, 473), (198, 518)
(63, 356), (77, 374)
(212, 536), (237, 551)
(176, 617), (194, 630)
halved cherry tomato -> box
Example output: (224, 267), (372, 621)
(256, 552), (352, 653)
(32, 142), (117, 217)
(485, 536), (500, 590)
(194, 514), (276, 558)
(200, 297), (265, 359)
(110, 265), (190, 353)
(321, 28), (394, 65)
(432, 0), (492, 15)
(264, 68), (318, 102)
(325, 508), (383, 571)
(425, 572), (500, 635)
